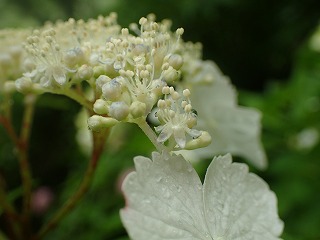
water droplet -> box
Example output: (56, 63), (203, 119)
(197, 184), (202, 190)
(156, 176), (163, 183)
(177, 185), (182, 193)
(164, 189), (171, 199)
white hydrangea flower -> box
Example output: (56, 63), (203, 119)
(155, 86), (202, 149)
(121, 152), (283, 240)
(24, 28), (75, 87)
(90, 16), (186, 123)
(0, 28), (30, 92)
(179, 60), (267, 169)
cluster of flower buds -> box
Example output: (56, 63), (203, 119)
(84, 15), (210, 150)
(1, 13), (210, 151)
(0, 29), (30, 94)
(15, 14), (121, 94)
(154, 86), (211, 150)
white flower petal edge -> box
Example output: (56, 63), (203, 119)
(182, 60), (267, 169)
(120, 152), (210, 240)
(204, 154), (284, 239)
(120, 152), (283, 240)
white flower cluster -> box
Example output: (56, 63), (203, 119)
(0, 28), (30, 94)
(84, 15), (209, 150)
(0, 13), (266, 161)
(90, 16), (184, 117)
(0, 13), (209, 151)
(0, 13), (283, 240)
(15, 13), (121, 93)
(155, 86), (211, 150)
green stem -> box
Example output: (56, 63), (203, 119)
(135, 118), (167, 153)
(33, 130), (109, 240)
(18, 94), (36, 236)
(44, 88), (92, 110)
(0, 187), (22, 240)
(0, 116), (19, 147)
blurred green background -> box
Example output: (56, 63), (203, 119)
(1, 0), (320, 239)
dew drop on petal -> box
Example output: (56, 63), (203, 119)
(156, 176), (163, 183)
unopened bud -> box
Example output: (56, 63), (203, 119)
(108, 101), (130, 121)
(162, 67), (179, 83)
(168, 54), (183, 70)
(96, 75), (111, 91)
(15, 77), (33, 94)
(102, 79), (122, 101)
(185, 131), (212, 150)
(93, 99), (109, 114)
(130, 101), (146, 118)
(77, 64), (93, 80)
(64, 47), (85, 67)
(88, 115), (119, 131)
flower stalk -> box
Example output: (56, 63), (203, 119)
(33, 129), (109, 240)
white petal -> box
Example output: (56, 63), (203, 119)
(186, 128), (202, 138)
(157, 125), (173, 143)
(188, 61), (237, 108)
(194, 105), (267, 169)
(53, 66), (67, 85)
(121, 152), (210, 240)
(203, 154), (284, 240)
(173, 127), (187, 148)
(185, 60), (267, 169)
(40, 76), (51, 87)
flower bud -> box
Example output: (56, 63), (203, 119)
(109, 101), (130, 121)
(64, 47), (85, 67)
(185, 131), (212, 150)
(130, 101), (147, 118)
(162, 66), (180, 83)
(15, 77), (33, 94)
(102, 79), (122, 101)
(93, 99), (109, 114)
(93, 66), (105, 78)
(87, 115), (119, 131)
(96, 75), (111, 91)
(77, 64), (93, 80)
(168, 54), (183, 70)
(4, 81), (16, 94)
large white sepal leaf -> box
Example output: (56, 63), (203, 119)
(180, 60), (267, 169)
(120, 152), (283, 240)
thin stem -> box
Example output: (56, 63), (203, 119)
(0, 116), (19, 147)
(44, 88), (92, 110)
(33, 130), (109, 240)
(0, 187), (22, 240)
(18, 94), (36, 236)
(135, 118), (167, 153)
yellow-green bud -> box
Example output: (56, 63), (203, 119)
(185, 131), (212, 150)
(130, 101), (147, 118)
(87, 115), (119, 131)
(93, 99), (109, 115)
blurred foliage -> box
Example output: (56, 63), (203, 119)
(1, 0), (320, 239)
(241, 38), (320, 239)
